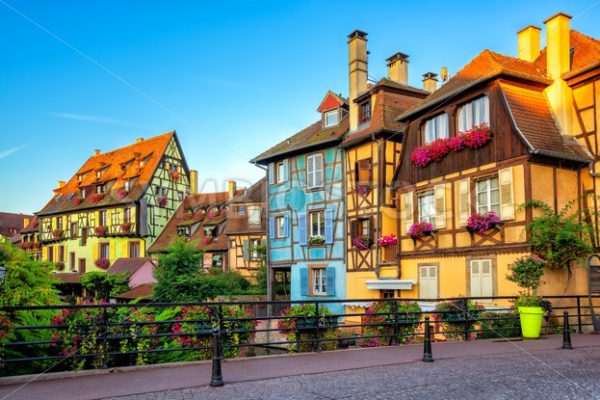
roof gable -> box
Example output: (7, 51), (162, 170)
(317, 91), (346, 112)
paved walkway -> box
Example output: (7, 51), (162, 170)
(0, 334), (598, 400)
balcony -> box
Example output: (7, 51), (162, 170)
(379, 243), (399, 266)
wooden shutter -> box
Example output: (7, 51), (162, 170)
(242, 240), (250, 261)
(404, 193), (414, 234)
(457, 178), (471, 226)
(300, 267), (309, 296)
(326, 267), (336, 296)
(269, 216), (275, 239)
(499, 167), (515, 220)
(298, 212), (307, 246)
(368, 217), (374, 243)
(268, 163), (275, 184)
(434, 184), (446, 229)
(350, 220), (358, 240)
(282, 159), (289, 182)
(324, 209), (334, 245)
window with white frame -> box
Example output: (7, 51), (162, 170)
(250, 239), (262, 260)
(276, 161), (286, 184)
(324, 110), (338, 127)
(275, 216), (285, 238)
(248, 206), (261, 225)
(419, 265), (438, 299)
(307, 153), (324, 188)
(457, 96), (490, 131)
(476, 177), (500, 214)
(470, 259), (493, 298)
(311, 268), (327, 296)
(418, 191), (435, 225)
(309, 210), (325, 237)
(423, 113), (449, 144)
(99, 243), (110, 260)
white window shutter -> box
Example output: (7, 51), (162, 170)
(404, 192), (414, 234)
(481, 260), (493, 298)
(268, 163), (274, 185)
(470, 261), (481, 297)
(282, 159), (289, 182)
(499, 167), (515, 221)
(434, 184), (446, 230)
(458, 178), (471, 226)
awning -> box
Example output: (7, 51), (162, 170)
(365, 279), (415, 290)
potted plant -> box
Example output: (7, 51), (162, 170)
(52, 229), (64, 240)
(120, 222), (132, 233)
(308, 235), (325, 246)
(95, 225), (108, 237)
(408, 222), (434, 240)
(507, 255), (548, 339)
(466, 211), (500, 235)
(352, 236), (372, 250)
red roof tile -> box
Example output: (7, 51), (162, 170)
(0, 212), (33, 241)
(108, 258), (155, 276)
(53, 273), (83, 284)
(115, 283), (154, 300)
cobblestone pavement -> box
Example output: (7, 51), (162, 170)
(104, 346), (600, 400)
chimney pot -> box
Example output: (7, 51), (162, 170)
(94, 149), (101, 156)
(544, 12), (572, 79)
(517, 25), (541, 62)
(136, 138), (144, 143)
(228, 180), (237, 199)
(386, 52), (409, 85)
(190, 170), (198, 194)
(422, 72), (439, 92)
(58, 181), (66, 189)
(348, 30), (368, 131)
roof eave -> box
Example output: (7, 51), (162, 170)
(251, 136), (343, 165)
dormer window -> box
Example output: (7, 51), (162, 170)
(96, 184), (106, 194)
(177, 226), (191, 237)
(124, 180), (130, 192)
(80, 188), (86, 199)
(359, 100), (371, 124)
(423, 113), (449, 144)
(457, 96), (489, 132)
(323, 109), (339, 128)
(78, 174), (83, 182)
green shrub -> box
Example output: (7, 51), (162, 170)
(477, 311), (521, 339)
(278, 304), (338, 352)
(360, 301), (421, 347)
(435, 300), (484, 341)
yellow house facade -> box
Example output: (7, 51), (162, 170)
(391, 13), (599, 306)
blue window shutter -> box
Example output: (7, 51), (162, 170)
(326, 267), (336, 296)
(300, 267), (309, 296)
(324, 209), (334, 245)
(283, 214), (289, 237)
(268, 163), (274, 185)
(298, 212), (307, 246)
(269, 216), (275, 239)
(283, 159), (289, 182)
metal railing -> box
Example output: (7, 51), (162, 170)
(1, 294), (597, 380)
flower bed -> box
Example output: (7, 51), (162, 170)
(466, 211), (500, 234)
(410, 125), (492, 167)
(360, 301), (421, 347)
(278, 304), (338, 352)
(352, 236), (372, 250)
(408, 222), (433, 239)
(377, 234), (398, 247)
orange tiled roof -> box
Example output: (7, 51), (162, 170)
(37, 132), (176, 216)
(537, 30), (600, 76)
(225, 178), (267, 235)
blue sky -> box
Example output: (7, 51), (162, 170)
(1, 0), (599, 214)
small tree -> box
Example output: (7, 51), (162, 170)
(506, 255), (546, 296)
(81, 271), (130, 300)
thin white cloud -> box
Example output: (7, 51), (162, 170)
(47, 112), (156, 129)
(0, 144), (28, 160)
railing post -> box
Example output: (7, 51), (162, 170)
(314, 302), (321, 353)
(210, 327), (224, 387)
(101, 305), (109, 369)
(562, 311), (573, 350)
(422, 316), (433, 362)
(390, 300), (398, 346)
(576, 297), (583, 334)
(461, 298), (469, 341)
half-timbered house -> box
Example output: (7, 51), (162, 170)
(392, 13), (599, 301)
(19, 216), (41, 260)
(252, 92), (348, 311)
(342, 31), (428, 302)
(36, 132), (192, 273)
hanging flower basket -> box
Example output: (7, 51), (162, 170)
(90, 193), (105, 203)
(352, 236), (372, 250)
(377, 234), (398, 247)
(408, 222), (434, 239)
(52, 229), (64, 240)
(95, 259), (110, 270)
(95, 225), (108, 236)
(410, 125), (492, 167)
(170, 171), (181, 181)
(55, 262), (65, 271)
(120, 222), (132, 233)
(308, 235), (325, 246)
(466, 211), (500, 235)
(355, 184), (372, 197)
(157, 196), (168, 208)
(116, 191), (128, 200)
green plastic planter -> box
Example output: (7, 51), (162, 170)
(518, 306), (544, 339)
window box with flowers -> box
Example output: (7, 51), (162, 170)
(194, 211), (206, 220)
(157, 196), (168, 208)
(207, 208), (219, 219)
(378, 234), (398, 262)
(72, 197), (82, 206)
(54, 261), (65, 271)
(95, 225), (108, 237)
(410, 124), (492, 167)
(352, 236), (373, 250)
(170, 171), (181, 181)
(202, 237), (214, 246)
(90, 193), (105, 203)
(308, 235), (325, 246)
(355, 184), (372, 197)
(120, 222), (132, 233)
(466, 211), (501, 238)
(52, 229), (64, 240)
(116, 191), (128, 200)
(95, 259), (110, 270)
(408, 222), (434, 244)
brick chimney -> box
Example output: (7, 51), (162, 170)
(386, 52), (409, 85)
(517, 25), (541, 62)
(422, 72), (438, 92)
(543, 12), (574, 134)
(348, 30), (368, 131)
(94, 149), (101, 156)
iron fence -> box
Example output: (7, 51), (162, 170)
(0, 294), (597, 379)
